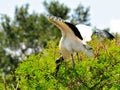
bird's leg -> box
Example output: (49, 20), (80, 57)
(71, 54), (75, 67)
(76, 52), (80, 62)
(55, 56), (64, 76)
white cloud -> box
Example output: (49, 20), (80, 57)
(110, 20), (120, 34)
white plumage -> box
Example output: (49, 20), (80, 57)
(76, 24), (93, 45)
(47, 15), (93, 67)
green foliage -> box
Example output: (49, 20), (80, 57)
(14, 38), (120, 90)
(15, 41), (65, 90)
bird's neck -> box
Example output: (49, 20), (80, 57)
(55, 22), (75, 38)
(60, 29), (73, 39)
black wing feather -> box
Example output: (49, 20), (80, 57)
(65, 22), (83, 40)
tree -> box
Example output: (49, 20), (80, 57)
(0, 5), (42, 75)
(43, 1), (70, 19)
(71, 3), (91, 25)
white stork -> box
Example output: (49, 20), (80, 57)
(47, 15), (94, 75)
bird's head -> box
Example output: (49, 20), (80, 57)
(47, 15), (64, 24)
(47, 15), (71, 34)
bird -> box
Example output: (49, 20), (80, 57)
(47, 15), (115, 75)
(47, 15), (94, 75)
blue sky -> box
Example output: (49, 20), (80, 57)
(0, 0), (120, 32)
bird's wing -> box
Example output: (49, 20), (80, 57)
(95, 29), (114, 40)
(64, 22), (83, 40)
(76, 24), (93, 44)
